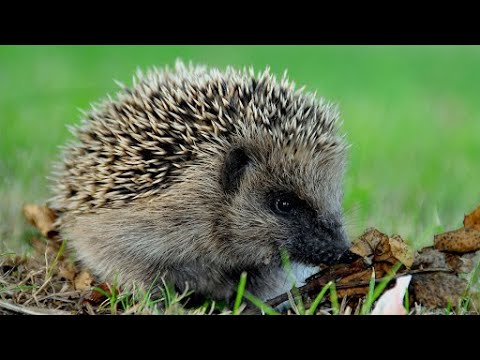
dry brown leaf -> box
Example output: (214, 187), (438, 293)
(373, 236), (393, 263)
(350, 229), (414, 268)
(74, 270), (94, 291)
(301, 258), (371, 300)
(338, 268), (373, 285)
(372, 261), (395, 276)
(22, 204), (59, 239)
(464, 206), (480, 231)
(335, 269), (373, 298)
(334, 263), (397, 298)
(317, 258), (367, 279)
(388, 235), (415, 268)
(407, 245), (480, 310)
(410, 272), (467, 309)
(337, 286), (371, 298)
(434, 228), (480, 253)
(350, 228), (387, 257)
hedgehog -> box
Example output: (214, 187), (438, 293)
(49, 61), (354, 302)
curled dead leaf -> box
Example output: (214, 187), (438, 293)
(337, 286), (371, 299)
(350, 229), (414, 268)
(350, 228), (387, 258)
(22, 204), (59, 239)
(388, 235), (415, 268)
(464, 205), (480, 231)
(373, 235), (393, 263)
(434, 228), (480, 253)
(335, 269), (373, 298)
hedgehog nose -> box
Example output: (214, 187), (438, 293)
(318, 220), (356, 260)
(336, 248), (361, 264)
(330, 226), (359, 264)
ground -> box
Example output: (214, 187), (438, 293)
(1, 46), (480, 314)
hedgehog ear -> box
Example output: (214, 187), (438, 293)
(221, 147), (251, 195)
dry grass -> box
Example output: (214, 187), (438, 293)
(2, 233), (478, 315)
(0, 237), (212, 315)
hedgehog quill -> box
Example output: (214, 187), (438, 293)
(50, 61), (354, 302)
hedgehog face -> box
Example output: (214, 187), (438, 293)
(219, 140), (352, 268)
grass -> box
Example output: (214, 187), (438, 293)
(233, 272), (248, 315)
(308, 281), (334, 315)
(1, 45), (480, 314)
(243, 291), (280, 315)
(1, 233), (477, 315)
(0, 241), (207, 315)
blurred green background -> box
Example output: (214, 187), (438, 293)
(1, 45), (479, 252)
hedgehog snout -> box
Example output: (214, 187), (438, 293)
(316, 222), (352, 265)
(283, 215), (348, 266)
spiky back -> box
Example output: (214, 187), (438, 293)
(50, 61), (345, 214)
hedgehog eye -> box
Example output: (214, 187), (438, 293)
(271, 193), (299, 215)
(275, 197), (294, 213)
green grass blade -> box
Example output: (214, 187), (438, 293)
(404, 287), (410, 314)
(330, 282), (339, 315)
(445, 301), (452, 315)
(361, 269), (376, 314)
(308, 281), (333, 315)
(244, 291), (280, 315)
(47, 239), (67, 278)
(372, 262), (403, 300)
(233, 271), (247, 315)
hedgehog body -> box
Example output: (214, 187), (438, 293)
(51, 61), (350, 302)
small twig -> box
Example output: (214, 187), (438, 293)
(24, 275), (53, 305)
(333, 268), (452, 290)
(265, 267), (453, 309)
(39, 296), (79, 304)
(84, 302), (96, 315)
(17, 269), (43, 287)
(0, 300), (72, 315)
